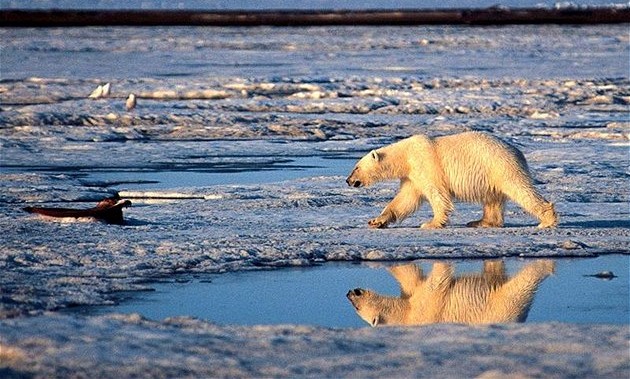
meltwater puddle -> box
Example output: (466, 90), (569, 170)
(80, 156), (355, 190)
(74, 255), (629, 327)
(0, 156), (357, 190)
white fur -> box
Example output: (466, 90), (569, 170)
(346, 131), (558, 229)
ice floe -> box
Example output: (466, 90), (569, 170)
(0, 23), (628, 378)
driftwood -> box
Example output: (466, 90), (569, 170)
(24, 196), (131, 225)
(1, 8), (629, 27)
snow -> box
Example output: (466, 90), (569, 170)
(0, 314), (628, 378)
(0, 24), (628, 378)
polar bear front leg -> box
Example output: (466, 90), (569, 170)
(420, 187), (453, 229)
(368, 204), (401, 229)
(369, 181), (422, 229)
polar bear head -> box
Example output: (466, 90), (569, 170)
(346, 288), (383, 326)
(346, 150), (382, 188)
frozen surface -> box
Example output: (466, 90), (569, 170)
(3, 26), (630, 79)
(0, 24), (629, 378)
(1, 314), (628, 379)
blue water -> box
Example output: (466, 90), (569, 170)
(77, 255), (629, 327)
(0, 156), (356, 190)
(81, 156), (354, 189)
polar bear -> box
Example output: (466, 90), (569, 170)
(346, 131), (558, 229)
(346, 260), (554, 326)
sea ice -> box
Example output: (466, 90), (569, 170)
(0, 24), (628, 378)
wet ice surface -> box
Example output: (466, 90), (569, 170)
(75, 255), (629, 327)
(3, 26), (630, 80)
(1, 24), (629, 378)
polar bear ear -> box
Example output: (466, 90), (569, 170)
(370, 150), (381, 162)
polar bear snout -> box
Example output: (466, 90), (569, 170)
(350, 288), (364, 296)
(346, 168), (364, 187)
(346, 177), (363, 188)
(346, 288), (365, 309)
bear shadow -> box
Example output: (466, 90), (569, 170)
(388, 222), (535, 229)
(121, 218), (154, 226)
(561, 219), (630, 228)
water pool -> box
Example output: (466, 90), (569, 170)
(73, 255), (629, 327)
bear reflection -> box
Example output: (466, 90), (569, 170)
(347, 260), (554, 327)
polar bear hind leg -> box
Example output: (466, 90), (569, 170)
(420, 186), (454, 229)
(501, 181), (558, 228)
(487, 260), (555, 322)
(467, 197), (506, 228)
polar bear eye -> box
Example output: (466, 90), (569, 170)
(370, 151), (380, 161)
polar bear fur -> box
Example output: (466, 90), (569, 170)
(346, 260), (554, 326)
(346, 131), (558, 229)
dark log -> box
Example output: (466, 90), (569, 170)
(24, 196), (131, 225)
(1, 8), (629, 27)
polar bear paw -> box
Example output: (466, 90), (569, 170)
(537, 202), (558, 228)
(531, 259), (556, 276)
(420, 221), (445, 229)
(368, 217), (389, 229)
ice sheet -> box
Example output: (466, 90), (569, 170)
(0, 24), (628, 378)
(0, 314), (628, 378)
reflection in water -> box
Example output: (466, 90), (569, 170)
(347, 260), (554, 327)
(72, 256), (627, 326)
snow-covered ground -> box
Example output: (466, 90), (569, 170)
(1, 314), (628, 378)
(0, 25), (628, 377)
